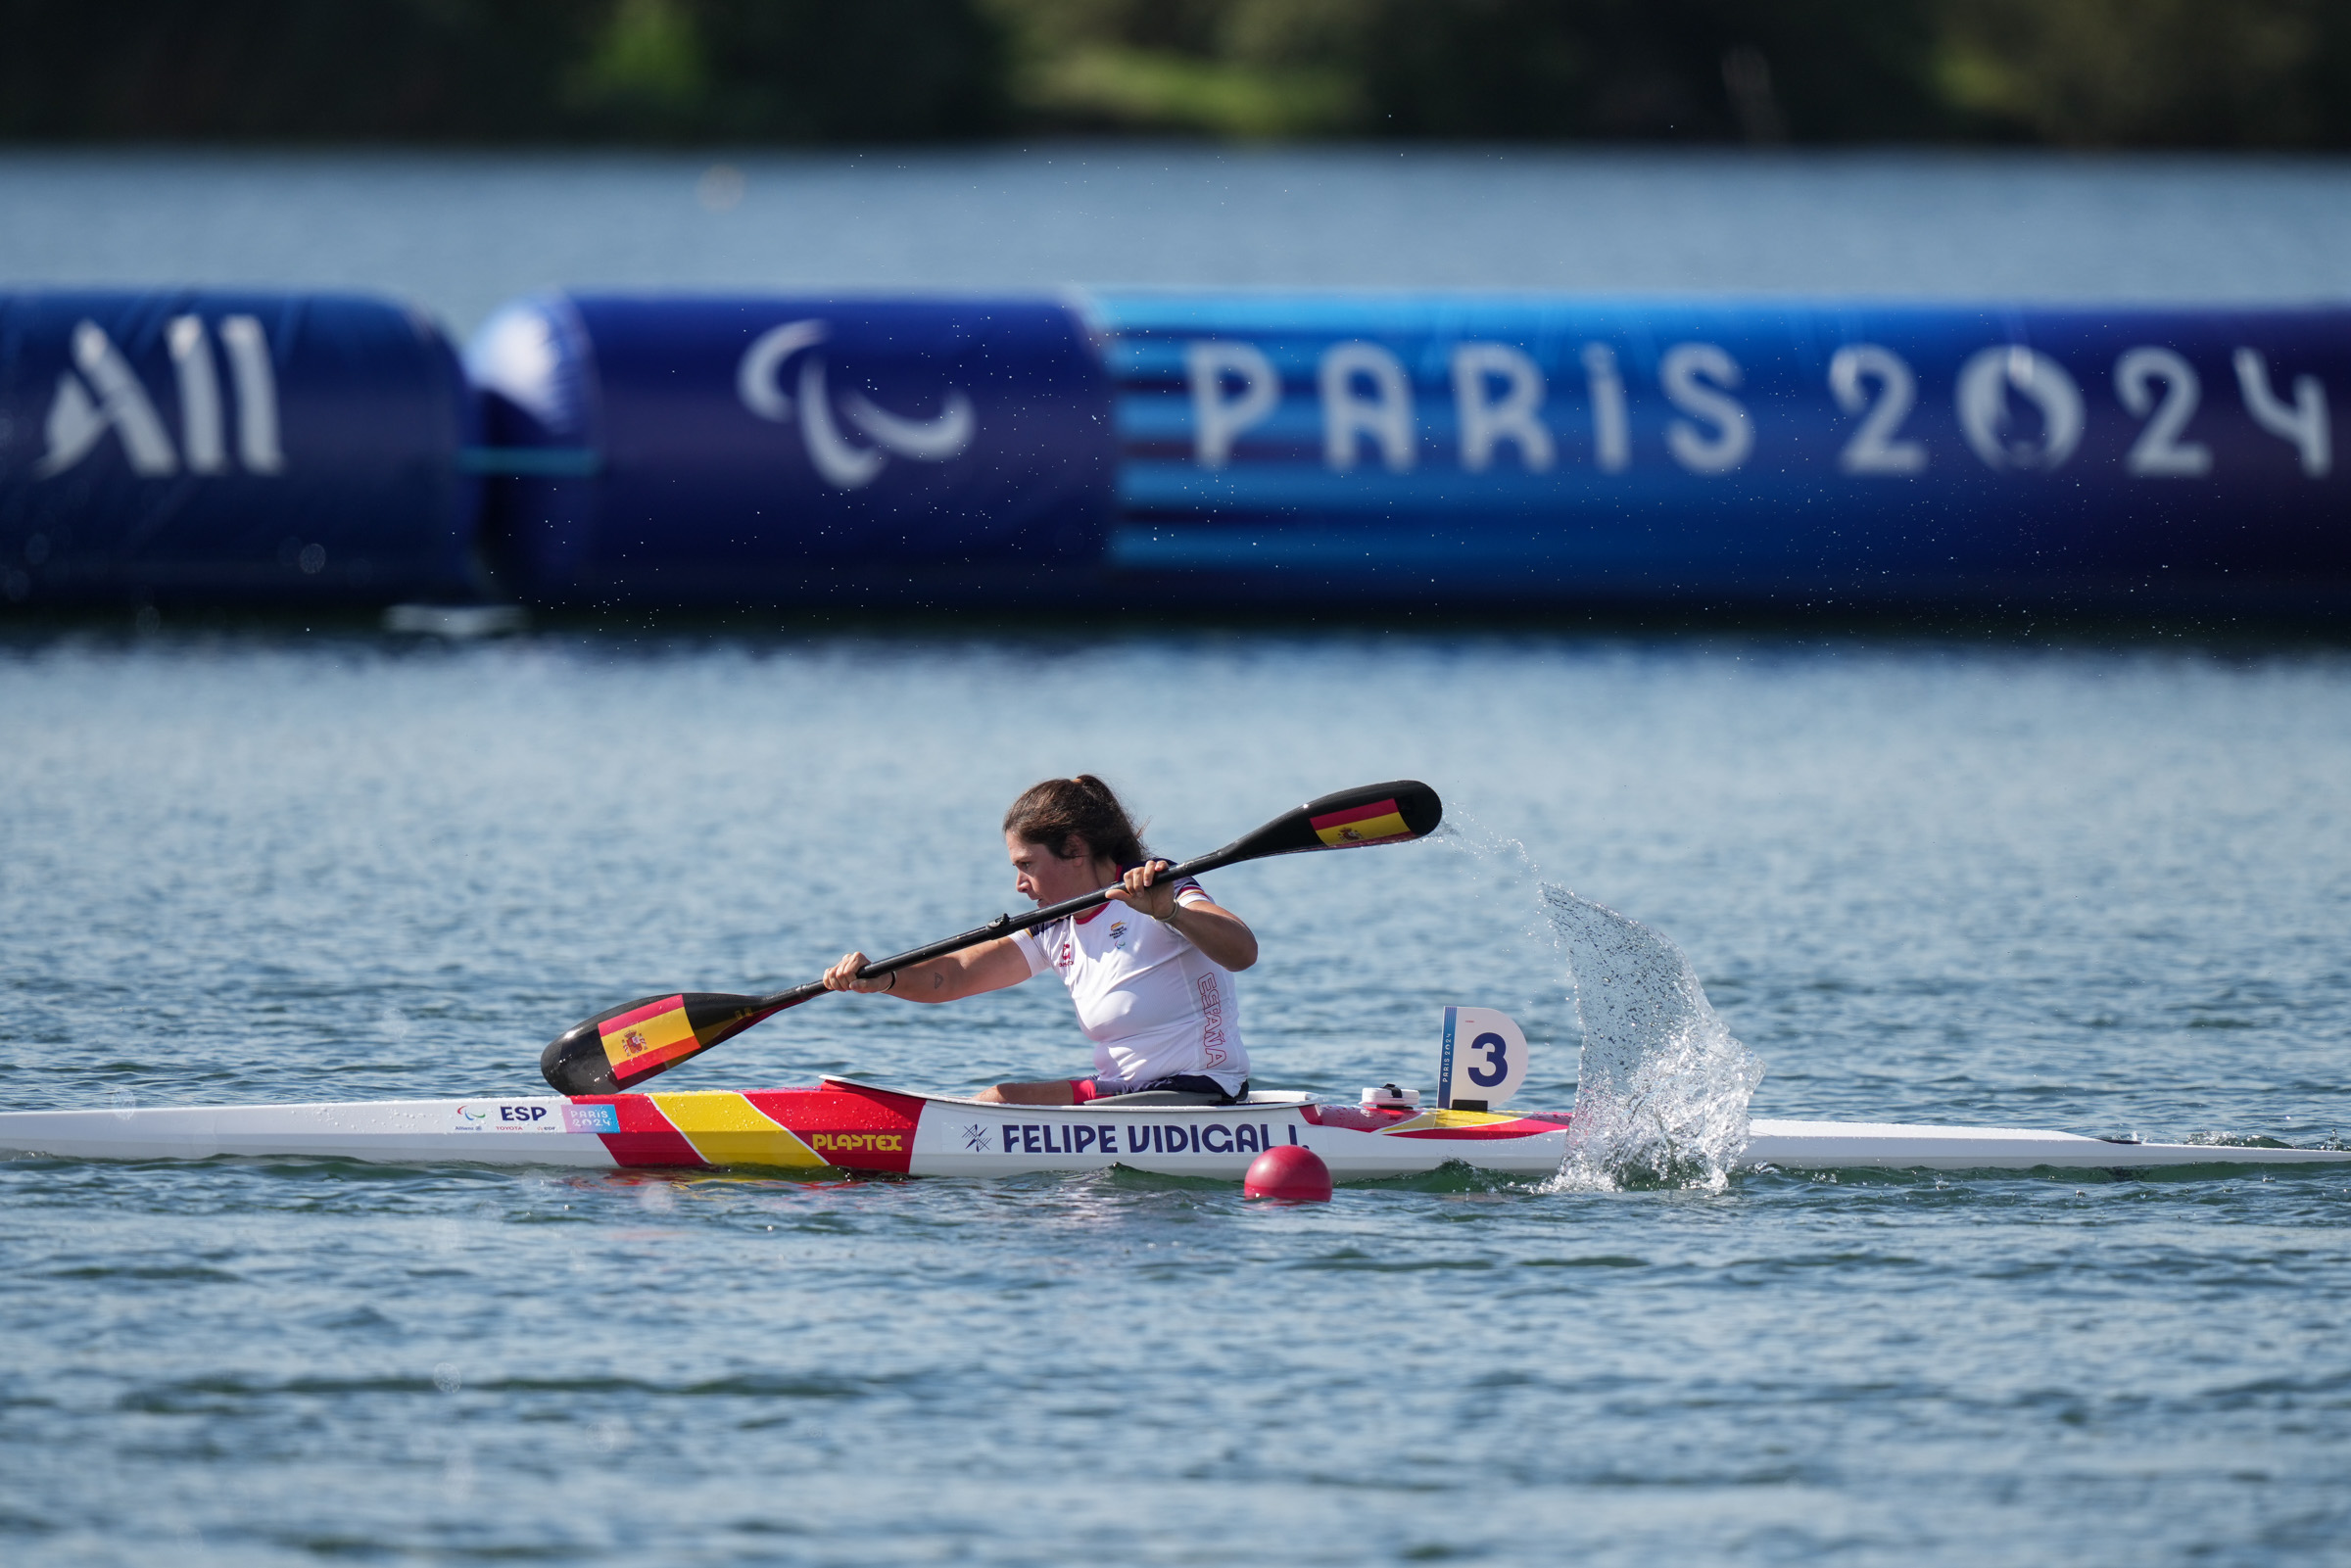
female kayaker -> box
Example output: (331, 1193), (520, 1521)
(821, 775), (1257, 1105)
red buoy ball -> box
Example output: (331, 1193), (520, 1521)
(1244, 1145), (1333, 1202)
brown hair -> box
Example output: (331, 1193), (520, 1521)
(1003, 775), (1147, 866)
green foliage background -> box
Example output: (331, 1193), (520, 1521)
(6, 0), (2349, 145)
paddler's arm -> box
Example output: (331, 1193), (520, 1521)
(1109, 860), (1259, 972)
(821, 935), (1030, 1003)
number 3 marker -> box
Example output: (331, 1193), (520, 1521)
(1439, 1007), (1530, 1109)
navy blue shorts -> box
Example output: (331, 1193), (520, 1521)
(1071, 1074), (1248, 1105)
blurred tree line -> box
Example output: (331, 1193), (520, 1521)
(6, 0), (2350, 146)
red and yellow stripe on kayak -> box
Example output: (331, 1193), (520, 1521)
(1310, 796), (1414, 848)
(571, 1086), (924, 1172)
(1381, 1109), (1570, 1140)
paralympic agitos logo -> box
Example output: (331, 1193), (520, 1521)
(736, 319), (975, 491)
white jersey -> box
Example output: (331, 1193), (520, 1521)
(1009, 876), (1249, 1094)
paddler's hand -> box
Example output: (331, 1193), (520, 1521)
(822, 951), (898, 994)
(1106, 859), (1179, 922)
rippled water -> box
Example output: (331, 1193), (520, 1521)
(6, 146), (2351, 334)
(4, 632), (2349, 1565)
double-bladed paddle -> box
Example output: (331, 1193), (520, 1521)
(539, 780), (1443, 1095)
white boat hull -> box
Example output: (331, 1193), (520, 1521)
(1, 1090), (2342, 1179)
(1744, 1118), (2351, 1170)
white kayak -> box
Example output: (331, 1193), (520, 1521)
(0, 1078), (2343, 1181)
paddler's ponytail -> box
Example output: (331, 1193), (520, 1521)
(1003, 775), (1148, 866)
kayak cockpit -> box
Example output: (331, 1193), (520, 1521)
(818, 1074), (1319, 1113)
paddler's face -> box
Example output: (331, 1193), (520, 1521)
(1007, 832), (1114, 907)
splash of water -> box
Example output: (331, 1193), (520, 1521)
(1395, 822), (1581, 1090)
(1543, 885), (1765, 1192)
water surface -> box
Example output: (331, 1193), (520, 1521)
(3, 633), (2347, 1564)
(6, 146), (2350, 334)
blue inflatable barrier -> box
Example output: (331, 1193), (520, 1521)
(465, 294), (1115, 606)
(1091, 294), (2351, 604)
(25, 287), (2331, 614)
(457, 289), (2351, 611)
(0, 292), (481, 606)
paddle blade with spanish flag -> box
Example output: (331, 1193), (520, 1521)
(1208, 780), (1443, 865)
(598, 995), (699, 1076)
(541, 990), (796, 1096)
(1309, 796), (1416, 848)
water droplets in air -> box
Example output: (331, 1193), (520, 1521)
(1427, 819), (1763, 1190)
(1543, 885), (1765, 1192)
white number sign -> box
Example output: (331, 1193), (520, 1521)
(1439, 1006), (1529, 1109)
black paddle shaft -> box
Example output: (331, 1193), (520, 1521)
(538, 780), (1441, 1095)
